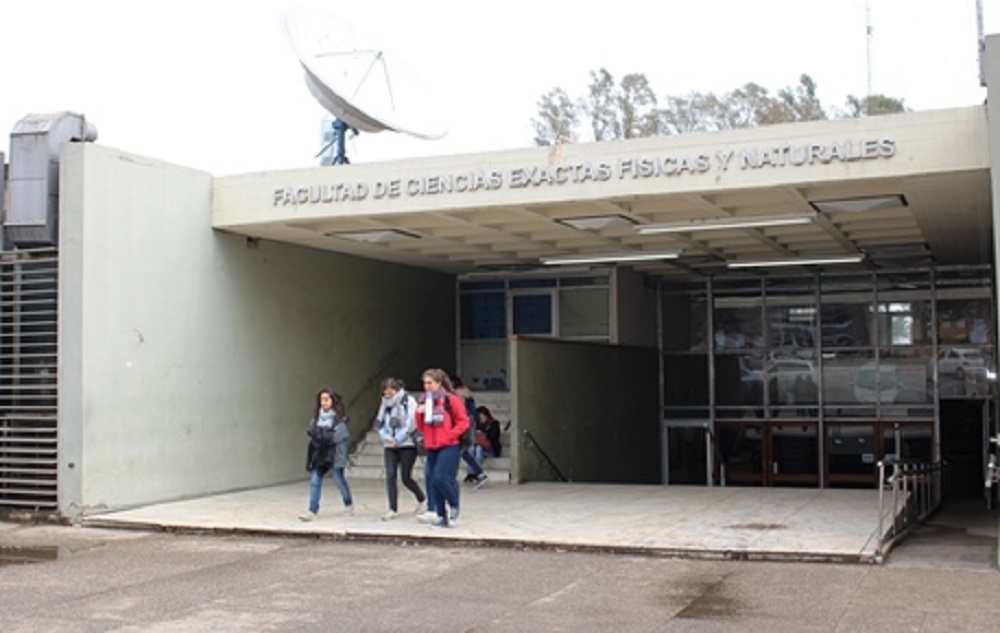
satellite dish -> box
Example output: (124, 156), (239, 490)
(281, 7), (448, 163)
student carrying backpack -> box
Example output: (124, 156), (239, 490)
(452, 376), (488, 487)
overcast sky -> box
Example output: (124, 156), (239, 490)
(1, 0), (995, 175)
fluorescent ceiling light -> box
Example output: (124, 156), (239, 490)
(727, 254), (865, 269)
(541, 251), (679, 266)
(327, 229), (420, 243)
(557, 214), (638, 231)
(637, 214), (814, 234)
(810, 194), (907, 214)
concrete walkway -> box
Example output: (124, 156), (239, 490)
(82, 479), (888, 564)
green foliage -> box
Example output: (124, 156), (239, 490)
(531, 71), (908, 145)
(532, 87), (578, 146)
(841, 94), (908, 117)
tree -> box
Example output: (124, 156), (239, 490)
(531, 72), (907, 146)
(841, 94), (908, 117)
(775, 74), (827, 123)
(532, 87), (579, 146)
(533, 69), (660, 144)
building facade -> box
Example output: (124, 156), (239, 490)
(2, 38), (1000, 519)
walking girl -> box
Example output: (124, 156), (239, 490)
(299, 389), (353, 521)
(414, 368), (469, 527)
(375, 377), (426, 520)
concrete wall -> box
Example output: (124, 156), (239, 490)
(511, 337), (660, 483)
(987, 35), (1000, 384)
(58, 144), (453, 516)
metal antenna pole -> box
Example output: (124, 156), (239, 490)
(977, 0), (986, 87)
(866, 0), (873, 115)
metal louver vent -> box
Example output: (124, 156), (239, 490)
(0, 248), (58, 510)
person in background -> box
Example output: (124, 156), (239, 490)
(414, 368), (469, 527)
(300, 389), (353, 521)
(453, 375), (488, 488)
(472, 405), (502, 468)
(375, 377), (426, 521)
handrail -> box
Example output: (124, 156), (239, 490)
(875, 458), (946, 562)
(522, 430), (569, 482)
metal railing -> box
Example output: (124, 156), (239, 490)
(522, 430), (568, 482)
(875, 458), (946, 561)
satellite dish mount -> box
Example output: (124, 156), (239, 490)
(319, 119), (358, 165)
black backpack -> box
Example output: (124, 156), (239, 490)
(444, 393), (476, 449)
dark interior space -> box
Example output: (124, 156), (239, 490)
(940, 399), (989, 498)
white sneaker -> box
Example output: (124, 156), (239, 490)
(429, 516), (450, 528)
(414, 501), (427, 515)
(381, 510), (398, 521)
(298, 511), (317, 522)
(417, 511), (438, 524)
(343, 505), (355, 516)
(449, 508), (461, 527)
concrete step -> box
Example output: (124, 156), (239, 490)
(347, 463), (511, 484)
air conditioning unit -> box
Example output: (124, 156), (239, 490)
(6, 112), (97, 248)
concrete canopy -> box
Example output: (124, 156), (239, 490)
(213, 106), (992, 280)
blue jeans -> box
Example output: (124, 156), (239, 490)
(425, 444), (460, 519)
(308, 467), (352, 513)
(465, 445), (498, 476)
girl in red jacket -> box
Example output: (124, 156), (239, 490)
(414, 368), (469, 527)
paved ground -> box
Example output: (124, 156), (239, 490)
(2, 521), (1000, 632)
(80, 480), (887, 563)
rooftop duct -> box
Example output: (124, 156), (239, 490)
(6, 112), (97, 248)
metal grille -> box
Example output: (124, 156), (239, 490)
(0, 248), (58, 510)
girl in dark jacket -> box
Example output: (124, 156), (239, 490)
(300, 389), (353, 521)
(414, 368), (469, 527)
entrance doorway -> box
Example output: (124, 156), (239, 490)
(715, 421), (819, 487)
(940, 399), (991, 499)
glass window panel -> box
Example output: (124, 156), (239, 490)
(460, 292), (505, 340)
(509, 278), (557, 289)
(876, 300), (932, 346)
(716, 353), (764, 407)
(938, 345), (996, 397)
(938, 298), (993, 345)
(668, 427), (708, 485)
(827, 424), (877, 475)
(512, 294), (552, 335)
(767, 305), (817, 354)
(664, 354), (709, 407)
(662, 293), (708, 352)
(822, 349), (875, 414)
(559, 287), (609, 338)
(820, 302), (872, 349)
(713, 306), (763, 351)
(717, 424), (765, 481)
(881, 348), (932, 405)
(459, 281), (504, 291)
(772, 423), (818, 476)
(765, 357), (818, 417)
(882, 422), (933, 461)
